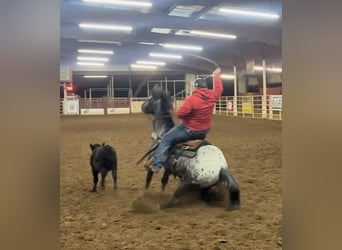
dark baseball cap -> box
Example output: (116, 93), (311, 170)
(194, 78), (207, 88)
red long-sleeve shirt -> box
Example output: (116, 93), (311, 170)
(176, 75), (223, 131)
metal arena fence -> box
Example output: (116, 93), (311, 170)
(60, 95), (282, 121)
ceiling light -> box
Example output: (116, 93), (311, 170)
(269, 68), (282, 73)
(168, 5), (204, 17)
(82, 0), (152, 8)
(161, 43), (202, 51)
(151, 28), (172, 34)
(130, 64), (157, 69)
(77, 62), (104, 66)
(136, 60), (165, 66)
(78, 39), (122, 46)
(220, 74), (235, 79)
(174, 30), (193, 37)
(254, 66), (282, 72)
(78, 57), (109, 62)
(139, 42), (156, 46)
(78, 49), (114, 55)
(79, 23), (132, 31)
(84, 75), (108, 78)
(219, 8), (280, 19)
(149, 53), (182, 59)
(190, 30), (237, 39)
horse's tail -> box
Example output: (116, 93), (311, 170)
(219, 168), (240, 211)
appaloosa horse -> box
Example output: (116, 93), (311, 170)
(140, 85), (240, 211)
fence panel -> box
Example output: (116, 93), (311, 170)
(62, 95), (282, 120)
(216, 95), (282, 120)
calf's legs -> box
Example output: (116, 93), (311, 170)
(112, 169), (117, 189)
(91, 169), (99, 192)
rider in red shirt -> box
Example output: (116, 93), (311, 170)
(176, 71), (223, 131)
(147, 68), (223, 173)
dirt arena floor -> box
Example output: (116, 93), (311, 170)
(60, 114), (282, 250)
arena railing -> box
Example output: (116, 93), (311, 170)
(215, 95), (282, 121)
(61, 95), (282, 121)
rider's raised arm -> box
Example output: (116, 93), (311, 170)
(212, 67), (223, 100)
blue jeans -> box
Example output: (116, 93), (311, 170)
(152, 124), (209, 169)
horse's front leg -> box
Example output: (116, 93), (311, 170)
(145, 170), (154, 190)
(161, 168), (171, 191)
(200, 186), (212, 203)
(145, 169), (170, 191)
(160, 181), (193, 209)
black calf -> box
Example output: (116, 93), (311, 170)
(89, 143), (118, 192)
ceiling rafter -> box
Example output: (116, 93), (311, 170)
(60, 0), (282, 90)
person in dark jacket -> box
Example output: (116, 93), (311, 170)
(147, 67), (223, 173)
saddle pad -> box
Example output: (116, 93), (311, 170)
(175, 139), (210, 151)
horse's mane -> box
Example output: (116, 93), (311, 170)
(151, 85), (173, 114)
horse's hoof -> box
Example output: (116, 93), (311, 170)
(200, 195), (210, 203)
(228, 204), (240, 211)
(160, 202), (170, 210)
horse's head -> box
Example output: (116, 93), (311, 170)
(141, 85), (173, 116)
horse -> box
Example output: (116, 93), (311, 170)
(140, 85), (240, 211)
(89, 143), (118, 192)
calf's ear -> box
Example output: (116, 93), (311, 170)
(102, 142), (105, 146)
(90, 144), (94, 151)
